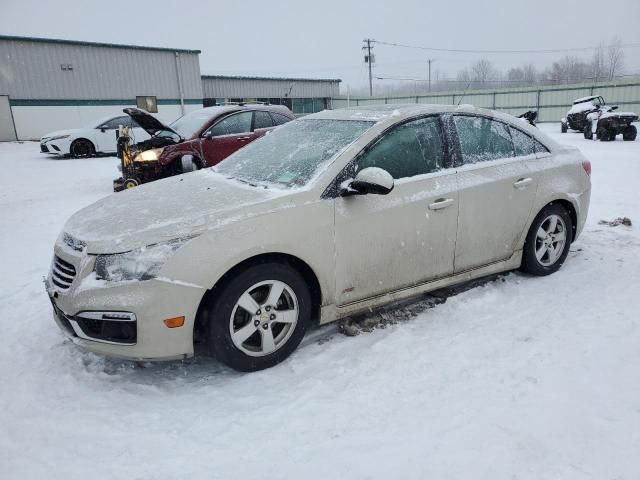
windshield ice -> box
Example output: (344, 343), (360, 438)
(168, 110), (213, 138)
(215, 119), (374, 188)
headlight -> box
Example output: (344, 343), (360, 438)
(134, 148), (164, 162)
(94, 237), (193, 282)
(48, 135), (70, 141)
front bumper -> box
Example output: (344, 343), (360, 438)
(47, 242), (206, 361)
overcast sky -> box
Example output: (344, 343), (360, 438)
(2, 0), (640, 92)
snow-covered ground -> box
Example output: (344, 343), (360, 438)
(1, 124), (639, 479)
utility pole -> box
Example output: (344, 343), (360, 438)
(427, 58), (434, 92)
(363, 39), (374, 96)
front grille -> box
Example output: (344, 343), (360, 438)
(51, 255), (77, 290)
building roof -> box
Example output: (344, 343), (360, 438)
(0, 35), (201, 54)
(202, 75), (341, 83)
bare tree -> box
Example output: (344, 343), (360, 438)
(591, 42), (607, 82)
(607, 36), (625, 80)
(507, 67), (524, 84)
(471, 58), (496, 86)
(522, 64), (537, 84)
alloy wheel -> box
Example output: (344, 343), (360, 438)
(535, 214), (567, 266)
(229, 280), (299, 357)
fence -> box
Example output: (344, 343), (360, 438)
(329, 80), (640, 122)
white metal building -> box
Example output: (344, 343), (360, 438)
(0, 35), (203, 140)
(201, 75), (341, 115)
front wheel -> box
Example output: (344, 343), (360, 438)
(70, 139), (95, 157)
(206, 262), (311, 372)
(521, 204), (573, 276)
(623, 125), (637, 141)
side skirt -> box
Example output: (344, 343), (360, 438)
(319, 250), (522, 325)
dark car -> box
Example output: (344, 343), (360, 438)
(561, 96), (637, 141)
(114, 104), (295, 190)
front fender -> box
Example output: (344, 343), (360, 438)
(158, 196), (336, 309)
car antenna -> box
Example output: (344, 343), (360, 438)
(457, 79), (473, 106)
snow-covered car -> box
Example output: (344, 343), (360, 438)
(40, 115), (150, 157)
(46, 104), (592, 372)
(561, 96), (638, 141)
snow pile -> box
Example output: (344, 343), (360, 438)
(1, 125), (640, 479)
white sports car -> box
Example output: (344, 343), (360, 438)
(40, 114), (150, 157)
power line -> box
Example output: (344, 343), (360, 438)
(373, 39), (640, 54)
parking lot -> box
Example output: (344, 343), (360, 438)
(1, 124), (639, 479)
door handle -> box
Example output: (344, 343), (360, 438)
(428, 198), (455, 210)
(237, 136), (252, 142)
(513, 177), (533, 189)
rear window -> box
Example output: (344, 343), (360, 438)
(454, 116), (514, 163)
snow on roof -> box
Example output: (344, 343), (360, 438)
(573, 96), (598, 104)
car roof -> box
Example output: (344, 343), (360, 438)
(306, 103), (519, 124)
(196, 104), (293, 117)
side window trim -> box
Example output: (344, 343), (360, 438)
(449, 113), (517, 166)
(508, 125), (536, 158)
(322, 114), (450, 199)
(204, 111), (253, 138)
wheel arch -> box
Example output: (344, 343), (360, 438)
(527, 198), (578, 243)
(70, 137), (95, 151)
(193, 252), (323, 345)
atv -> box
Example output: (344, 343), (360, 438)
(560, 96), (638, 141)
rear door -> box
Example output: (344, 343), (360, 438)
(200, 111), (254, 166)
(450, 114), (538, 272)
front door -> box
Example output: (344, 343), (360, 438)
(450, 115), (538, 272)
(200, 111), (255, 166)
(333, 116), (459, 306)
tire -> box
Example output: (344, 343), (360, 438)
(206, 262), (311, 372)
(583, 124), (593, 140)
(623, 125), (637, 141)
(596, 127), (608, 141)
(123, 177), (139, 189)
(70, 138), (95, 157)
(520, 204), (573, 276)
(561, 121), (568, 133)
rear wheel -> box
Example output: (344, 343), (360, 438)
(70, 139), (95, 157)
(206, 262), (311, 372)
(623, 125), (637, 141)
(521, 204), (573, 276)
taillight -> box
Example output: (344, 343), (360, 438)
(582, 159), (592, 177)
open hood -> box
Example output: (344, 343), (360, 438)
(123, 108), (181, 138)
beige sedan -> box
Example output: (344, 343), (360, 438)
(47, 105), (591, 371)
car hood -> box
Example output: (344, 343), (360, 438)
(124, 108), (181, 138)
(41, 129), (81, 140)
(63, 170), (291, 254)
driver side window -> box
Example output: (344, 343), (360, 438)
(356, 116), (445, 180)
(206, 111), (253, 137)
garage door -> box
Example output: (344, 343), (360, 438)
(0, 96), (17, 141)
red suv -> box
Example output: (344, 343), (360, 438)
(115, 105), (294, 189)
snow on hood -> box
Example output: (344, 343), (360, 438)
(63, 170), (290, 254)
(40, 129), (81, 140)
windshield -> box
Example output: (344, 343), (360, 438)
(215, 119), (374, 188)
(168, 110), (214, 138)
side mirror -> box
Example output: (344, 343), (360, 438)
(340, 167), (394, 196)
